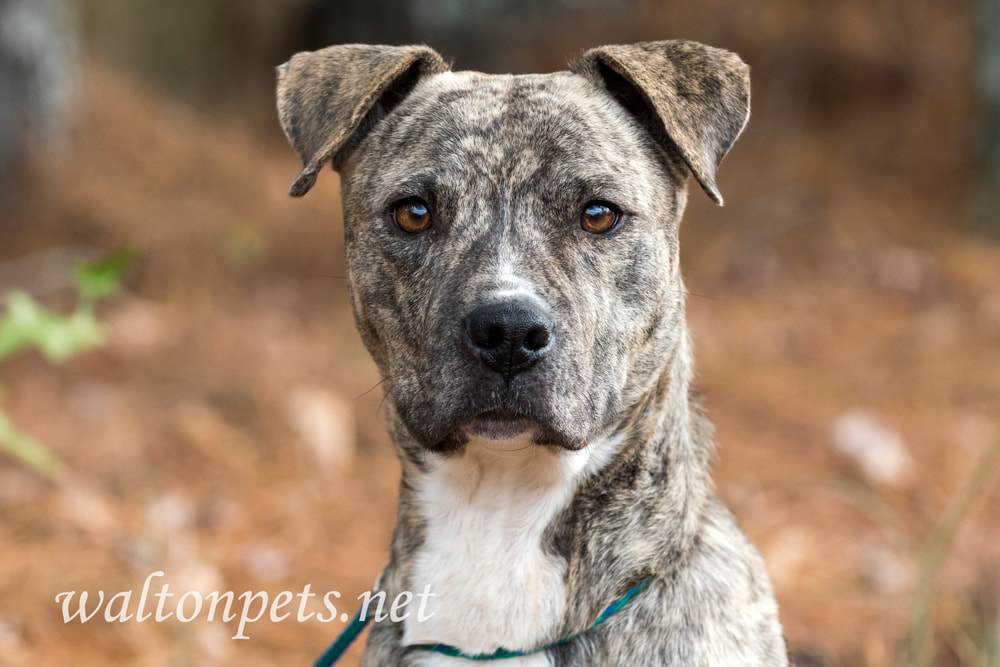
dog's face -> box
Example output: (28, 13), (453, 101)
(277, 42), (750, 452)
(340, 72), (684, 451)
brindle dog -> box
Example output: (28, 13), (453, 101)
(277, 40), (787, 666)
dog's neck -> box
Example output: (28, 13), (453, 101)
(381, 329), (711, 654)
(551, 327), (712, 635)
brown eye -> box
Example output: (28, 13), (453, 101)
(580, 201), (621, 235)
(392, 198), (433, 234)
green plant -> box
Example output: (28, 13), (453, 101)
(906, 432), (1000, 666)
(0, 250), (134, 476)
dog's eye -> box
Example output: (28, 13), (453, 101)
(392, 198), (433, 234)
(580, 201), (621, 235)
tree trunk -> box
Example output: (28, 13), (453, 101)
(0, 0), (76, 200)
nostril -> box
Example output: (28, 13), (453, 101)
(522, 325), (550, 352)
(485, 325), (504, 349)
(467, 317), (507, 350)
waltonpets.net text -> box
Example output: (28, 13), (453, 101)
(55, 571), (434, 639)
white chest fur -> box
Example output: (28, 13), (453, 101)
(401, 434), (621, 664)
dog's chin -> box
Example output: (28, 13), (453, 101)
(463, 409), (537, 442)
(416, 418), (587, 454)
(429, 410), (588, 453)
(400, 394), (593, 454)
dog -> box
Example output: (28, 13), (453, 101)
(277, 40), (788, 666)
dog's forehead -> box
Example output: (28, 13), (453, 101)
(361, 70), (663, 200)
(412, 70), (610, 127)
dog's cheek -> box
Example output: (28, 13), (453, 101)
(591, 233), (674, 413)
(344, 245), (422, 380)
(543, 264), (623, 438)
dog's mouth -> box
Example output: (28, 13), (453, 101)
(395, 372), (591, 454)
(462, 408), (537, 441)
(448, 408), (587, 452)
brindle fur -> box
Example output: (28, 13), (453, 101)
(277, 41), (787, 665)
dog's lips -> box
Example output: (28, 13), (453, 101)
(400, 373), (591, 452)
(463, 408), (537, 441)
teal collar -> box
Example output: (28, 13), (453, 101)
(314, 576), (651, 665)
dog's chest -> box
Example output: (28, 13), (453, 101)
(401, 441), (596, 662)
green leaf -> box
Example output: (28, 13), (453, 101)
(0, 248), (135, 477)
(0, 291), (45, 361)
(0, 411), (61, 476)
(37, 309), (105, 363)
(0, 291), (104, 363)
(74, 249), (135, 303)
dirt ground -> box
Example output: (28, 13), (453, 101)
(1, 61), (999, 666)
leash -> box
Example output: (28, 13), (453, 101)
(313, 576), (650, 665)
(313, 606), (375, 667)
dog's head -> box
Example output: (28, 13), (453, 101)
(277, 41), (749, 452)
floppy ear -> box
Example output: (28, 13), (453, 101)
(571, 40), (750, 205)
(276, 44), (449, 197)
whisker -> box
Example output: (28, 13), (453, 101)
(683, 289), (727, 302)
(306, 272), (349, 280)
(355, 377), (387, 401)
(377, 385), (394, 417)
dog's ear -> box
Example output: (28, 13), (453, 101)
(571, 40), (750, 205)
(276, 44), (449, 197)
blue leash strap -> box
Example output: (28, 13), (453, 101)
(414, 577), (650, 660)
(314, 567), (386, 667)
(313, 606), (372, 667)
(313, 576), (650, 664)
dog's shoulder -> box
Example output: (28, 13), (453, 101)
(551, 498), (787, 666)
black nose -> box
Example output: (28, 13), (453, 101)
(463, 300), (553, 379)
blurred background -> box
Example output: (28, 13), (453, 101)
(1, 1), (999, 665)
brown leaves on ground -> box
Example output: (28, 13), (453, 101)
(1, 59), (999, 666)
